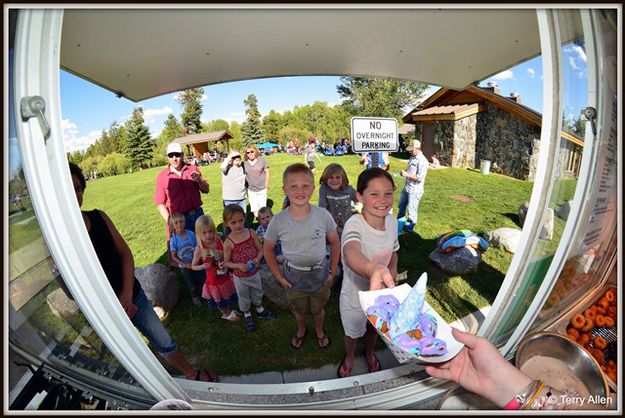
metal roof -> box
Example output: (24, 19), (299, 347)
(172, 130), (233, 145)
(58, 8), (582, 102)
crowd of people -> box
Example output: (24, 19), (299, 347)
(69, 138), (593, 410)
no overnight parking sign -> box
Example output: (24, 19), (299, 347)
(351, 117), (399, 153)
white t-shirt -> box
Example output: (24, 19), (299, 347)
(340, 213), (400, 303)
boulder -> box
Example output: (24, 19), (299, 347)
(484, 227), (522, 254)
(557, 200), (572, 221)
(429, 247), (481, 275)
(135, 264), (179, 319)
(259, 265), (288, 308)
(518, 201), (530, 227)
(539, 208), (554, 240)
(47, 287), (81, 319)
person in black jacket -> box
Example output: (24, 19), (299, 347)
(69, 163), (216, 382)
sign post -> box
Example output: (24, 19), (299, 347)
(351, 117), (399, 152)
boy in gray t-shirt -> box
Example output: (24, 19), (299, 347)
(264, 163), (340, 349)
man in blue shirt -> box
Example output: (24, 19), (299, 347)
(398, 140), (429, 233)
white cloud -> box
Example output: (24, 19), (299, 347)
(492, 70), (514, 80)
(224, 112), (245, 124)
(568, 56), (579, 71)
(527, 68), (535, 78)
(143, 106), (173, 123)
(62, 118), (101, 153)
(201, 94), (208, 101)
(571, 44), (587, 62)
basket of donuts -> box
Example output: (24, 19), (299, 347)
(565, 286), (617, 387)
(358, 272), (464, 364)
(541, 257), (593, 316)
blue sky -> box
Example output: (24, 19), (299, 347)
(59, 43), (588, 153)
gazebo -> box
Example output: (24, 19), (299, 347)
(172, 130), (233, 160)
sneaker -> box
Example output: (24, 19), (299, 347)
(256, 308), (278, 320)
(245, 316), (257, 332)
(192, 297), (203, 307)
(221, 311), (241, 322)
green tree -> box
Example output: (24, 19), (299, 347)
(108, 120), (127, 154)
(261, 110), (286, 143)
(203, 119), (230, 133)
(67, 150), (84, 165)
(337, 77), (429, 120)
(176, 88), (204, 135)
(228, 120), (243, 150)
(277, 126), (314, 146)
(80, 155), (102, 178)
(241, 94), (264, 146)
(97, 152), (128, 176)
(125, 107), (154, 169)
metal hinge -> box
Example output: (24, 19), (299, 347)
(21, 95), (51, 141)
(583, 106), (597, 136)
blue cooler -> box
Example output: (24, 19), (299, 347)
(397, 217), (406, 235)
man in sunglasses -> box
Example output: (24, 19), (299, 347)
(155, 142), (210, 266)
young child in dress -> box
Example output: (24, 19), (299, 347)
(222, 204), (278, 332)
(169, 212), (205, 307)
(263, 163), (340, 349)
(337, 167), (399, 378)
(318, 163), (357, 238)
(191, 215), (240, 321)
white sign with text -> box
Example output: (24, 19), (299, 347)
(351, 117), (399, 152)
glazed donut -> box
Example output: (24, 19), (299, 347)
(581, 317), (595, 332)
(604, 288), (615, 303)
(606, 360), (616, 371)
(595, 315), (606, 327)
(598, 298), (609, 310)
(595, 306), (607, 315)
(566, 327), (580, 341)
(604, 316), (615, 328)
(593, 335), (607, 350)
(578, 333), (591, 346)
(590, 305), (598, 313)
(584, 308), (597, 321)
(591, 348), (605, 364)
(607, 370), (617, 382)
(570, 313), (586, 329)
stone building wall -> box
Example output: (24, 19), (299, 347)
(433, 121), (455, 166)
(452, 114), (477, 168)
(475, 103), (541, 180)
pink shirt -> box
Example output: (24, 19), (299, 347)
(154, 163), (203, 214)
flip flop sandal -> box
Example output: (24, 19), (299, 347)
(366, 352), (381, 373)
(317, 332), (331, 349)
(337, 355), (352, 378)
(290, 329), (307, 349)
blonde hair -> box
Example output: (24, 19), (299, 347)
(282, 163), (314, 186)
(244, 146), (260, 160)
(320, 163), (349, 189)
(258, 206), (273, 218)
(168, 212), (185, 228)
(195, 215), (216, 239)
(223, 204), (246, 225)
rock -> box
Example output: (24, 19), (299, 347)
(135, 264), (179, 319)
(259, 265), (288, 308)
(484, 227), (522, 254)
(429, 247), (481, 275)
(539, 208), (554, 240)
(47, 287), (81, 319)
(518, 201), (530, 227)
(557, 200), (572, 220)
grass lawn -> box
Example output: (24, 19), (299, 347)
(78, 152), (574, 376)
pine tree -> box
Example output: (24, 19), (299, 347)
(241, 94), (264, 146)
(125, 107), (154, 169)
(176, 88), (204, 135)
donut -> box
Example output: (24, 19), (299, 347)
(419, 337), (448, 356)
(593, 336), (607, 350)
(578, 333), (591, 346)
(570, 313), (586, 329)
(595, 315), (606, 327)
(591, 348), (605, 364)
(604, 288), (615, 303)
(584, 308), (597, 321)
(407, 328), (423, 340)
(606, 360), (616, 371)
(604, 316), (615, 328)
(598, 298), (609, 310)
(595, 306), (607, 315)
(607, 370), (617, 382)
(581, 318), (595, 333)
(566, 327), (580, 340)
